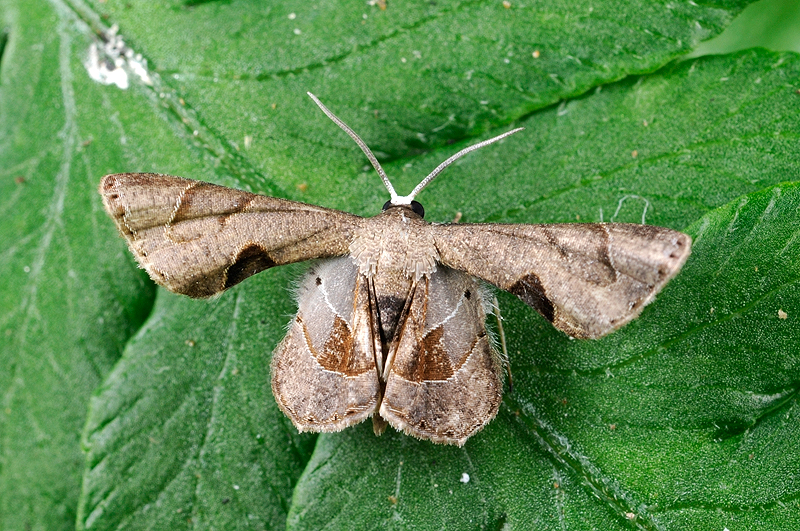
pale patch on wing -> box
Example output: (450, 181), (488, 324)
(271, 257), (380, 432)
(380, 267), (503, 446)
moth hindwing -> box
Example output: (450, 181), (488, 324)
(100, 93), (691, 446)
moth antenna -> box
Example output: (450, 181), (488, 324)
(307, 92), (400, 202)
(399, 127), (524, 205)
(308, 92), (524, 206)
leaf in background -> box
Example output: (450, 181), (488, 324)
(278, 49), (800, 529)
(1, 0), (283, 529)
(0, 3), (165, 530)
(79, 269), (315, 531)
(692, 0), (800, 57)
(77, 0), (755, 194)
(287, 182), (800, 531)
(79, 45), (800, 531)
(0, 0), (792, 530)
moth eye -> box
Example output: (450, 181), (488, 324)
(315, 277), (322, 286)
(410, 200), (424, 218)
(464, 289), (471, 300)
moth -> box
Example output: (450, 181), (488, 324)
(100, 93), (691, 446)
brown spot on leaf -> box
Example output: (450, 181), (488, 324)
(224, 244), (276, 289)
(508, 273), (555, 322)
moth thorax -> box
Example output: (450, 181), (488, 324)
(348, 237), (378, 277)
(349, 210), (439, 281)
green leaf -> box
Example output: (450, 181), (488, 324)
(281, 66), (800, 528)
(85, 0), (753, 162)
(0, 4), (164, 531)
(285, 181), (800, 530)
(3, 0), (798, 530)
(79, 271), (315, 530)
(81, 47), (800, 531)
(692, 0), (800, 57)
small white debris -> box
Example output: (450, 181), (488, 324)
(288, 12), (296, 19)
(460, 473), (470, 484)
(86, 42), (129, 89)
(85, 24), (152, 89)
(778, 309), (788, 320)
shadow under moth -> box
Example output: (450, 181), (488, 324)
(100, 93), (691, 446)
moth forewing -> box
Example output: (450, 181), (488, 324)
(432, 222), (691, 339)
(99, 173), (361, 298)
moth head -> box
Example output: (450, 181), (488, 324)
(381, 199), (424, 218)
(308, 92), (524, 214)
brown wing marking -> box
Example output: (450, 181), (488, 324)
(391, 325), (456, 382)
(506, 271), (555, 323)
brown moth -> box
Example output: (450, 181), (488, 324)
(99, 93), (691, 446)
